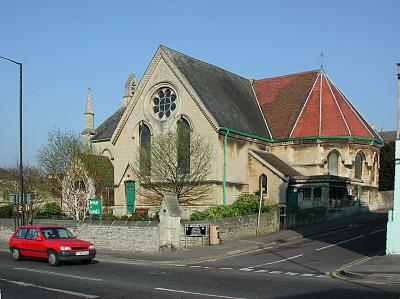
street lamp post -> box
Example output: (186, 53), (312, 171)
(0, 55), (24, 227)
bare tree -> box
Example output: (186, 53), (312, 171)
(134, 129), (214, 205)
(61, 157), (95, 220)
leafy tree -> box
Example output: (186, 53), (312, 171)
(0, 165), (49, 221)
(37, 128), (113, 220)
(37, 128), (83, 199)
(379, 141), (395, 191)
(134, 129), (213, 205)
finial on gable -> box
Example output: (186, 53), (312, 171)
(123, 73), (137, 106)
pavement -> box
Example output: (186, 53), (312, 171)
(336, 253), (400, 284)
(95, 211), (388, 265)
(2, 210), (398, 285)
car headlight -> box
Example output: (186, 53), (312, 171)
(89, 245), (95, 250)
(60, 246), (71, 251)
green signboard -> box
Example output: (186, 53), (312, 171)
(89, 198), (102, 215)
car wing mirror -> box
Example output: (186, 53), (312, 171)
(35, 236), (43, 241)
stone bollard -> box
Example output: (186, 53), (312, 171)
(158, 193), (181, 251)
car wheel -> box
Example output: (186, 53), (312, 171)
(48, 250), (60, 266)
(11, 248), (22, 261)
(81, 259), (92, 265)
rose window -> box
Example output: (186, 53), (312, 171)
(152, 87), (177, 119)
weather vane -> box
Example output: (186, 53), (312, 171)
(320, 51), (324, 69)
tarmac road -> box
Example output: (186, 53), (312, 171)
(0, 216), (399, 298)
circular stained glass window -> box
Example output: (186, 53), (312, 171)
(152, 87), (177, 119)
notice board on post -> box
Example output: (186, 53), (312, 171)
(184, 224), (207, 248)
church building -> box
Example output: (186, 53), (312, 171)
(82, 46), (383, 217)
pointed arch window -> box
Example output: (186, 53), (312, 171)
(74, 180), (86, 193)
(177, 118), (190, 174)
(372, 155), (378, 183)
(355, 152), (365, 179)
(259, 174), (267, 195)
(328, 151), (339, 176)
(139, 124), (151, 175)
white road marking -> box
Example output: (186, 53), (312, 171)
(254, 270), (269, 273)
(239, 268), (254, 272)
(248, 254), (304, 268)
(315, 235), (365, 251)
(220, 267), (234, 270)
(190, 266), (202, 268)
(300, 273), (315, 277)
(284, 272), (298, 275)
(370, 228), (386, 235)
(155, 287), (246, 299)
(0, 277), (98, 298)
(268, 271), (283, 274)
(13, 267), (102, 281)
(316, 274), (328, 278)
(173, 264), (186, 267)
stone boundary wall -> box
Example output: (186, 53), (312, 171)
(0, 209), (281, 251)
(0, 218), (160, 252)
(181, 209), (280, 248)
(286, 205), (360, 228)
(377, 191), (394, 210)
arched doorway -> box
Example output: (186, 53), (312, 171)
(125, 181), (135, 213)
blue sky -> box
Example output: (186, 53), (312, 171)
(0, 0), (399, 167)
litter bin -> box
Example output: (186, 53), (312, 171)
(209, 225), (220, 245)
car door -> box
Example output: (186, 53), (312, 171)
(25, 228), (46, 258)
(12, 228), (28, 254)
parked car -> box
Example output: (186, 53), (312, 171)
(9, 225), (96, 266)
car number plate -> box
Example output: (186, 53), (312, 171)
(76, 251), (89, 256)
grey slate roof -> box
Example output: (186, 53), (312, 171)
(91, 106), (126, 142)
(251, 149), (302, 177)
(378, 130), (396, 143)
(161, 46), (271, 139)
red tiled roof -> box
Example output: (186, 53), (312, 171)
(253, 70), (382, 141)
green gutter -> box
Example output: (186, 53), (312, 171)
(223, 130), (229, 207)
(219, 127), (383, 145)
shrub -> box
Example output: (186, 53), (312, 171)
(40, 202), (61, 216)
(90, 213), (156, 221)
(190, 193), (274, 220)
(0, 204), (12, 218)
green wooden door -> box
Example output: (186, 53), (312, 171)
(287, 189), (299, 208)
(125, 181), (135, 213)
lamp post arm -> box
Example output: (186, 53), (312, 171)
(0, 55), (22, 66)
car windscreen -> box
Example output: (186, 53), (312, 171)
(41, 228), (75, 239)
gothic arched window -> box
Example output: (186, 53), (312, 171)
(140, 124), (151, 150)
(355, 152), (365, 179)
(177, 118), (190, 174)
(328, 151), (339, 176)
(259, 174), (267, 195)
(74, 180), (86, 193)
(139, 124), (151, 174)
(372, 155), (378, 183)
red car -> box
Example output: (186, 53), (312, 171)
(9, 225), (96, 266)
